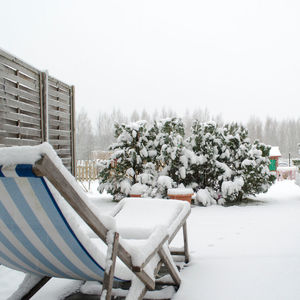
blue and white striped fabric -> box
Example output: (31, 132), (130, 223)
(0, 164), (121, 281)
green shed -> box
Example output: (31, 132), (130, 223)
(269, 146), (281, 172)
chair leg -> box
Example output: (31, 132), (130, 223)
(158, 247), (181, 287)
(183, 222), (189, 263)
(101, 231), (119, 300)
(21, 276), (51, 300)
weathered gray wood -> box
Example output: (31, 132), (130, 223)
(49, 114), (70, 124)
(0, 81), (40, 103)
(2, 97), (40, 114)
(3, 138), (41, 146)
(1, 76), (40, 96)
(134, 234), (169, 271)
(158, 247), (181, 287)
(47, 109), (70, 119)
(0, 49), (40, 79)
(101, 232), (119, 300)
(48, 139), (71, 146)
(183, 222), (189, 263)
(61, 157), (72, 164)
(33, 154), (156, 291)
(0, 90), (40, 108)
(41, 71), (49, 142)
(48, 89), (70, 102)
(0, 68), (38, 91)
(3, 111), (41, 125)
(48, 74), (71, 91)
(70, 85), (76, 176)
(20, 277), (51, 300)
(4, 124), (41, 138)
(170, 250), (185, 256)
(4, 105), (40, 120)
(48, 120), (71, 129)
(48, 98), (70, 111)
(48, 128), (71, 137)
(0, 48), (75, 173)
(55, 148), (71, 155)
(5, 131), (41, 141)
(168, 209), (191, 243)
(0, 63), (38, 85)
(48, 80), (70, 92)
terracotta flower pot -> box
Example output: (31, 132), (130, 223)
(168, 193), (193, 203)
(129, 194), (142, 198)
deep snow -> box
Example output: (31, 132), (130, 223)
(1, 180), (300, 300)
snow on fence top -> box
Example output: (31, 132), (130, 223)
(0, 48), (75, 175)
(270, 146), (281, 157)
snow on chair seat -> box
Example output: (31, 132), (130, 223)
(0, 143), (191, 299)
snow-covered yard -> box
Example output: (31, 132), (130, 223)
(1, 180), (300, 300)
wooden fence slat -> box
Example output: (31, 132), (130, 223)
(4, 123), (41, 138)
(48, 98), (70, 111)
(48, 128), (71, 137)
(5, 104), (40, 119)
(49, 139), (71, 146)
(0, 80), (40, 103)
(48, 75), (71, 92)
(3, 111), (41, 126)
(0, 50), (40, 80)
(48, 109), (70, 119)
(0, 63), (38, 85)
(1, 97), (40, 114)
(0, 89), (40, 107)
(3, 138), (41, 146)
(0, 67), (39, 91)
(48, 89), (70, 102)
(48, 123), (71, 130)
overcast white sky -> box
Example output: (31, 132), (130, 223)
(1, 0), (300, 123)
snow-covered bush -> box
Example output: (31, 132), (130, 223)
(99, 117), (188, 200)
(98, 121), (150, 201)
(188, 122), (275, 205)
(99, 118), (275, 204)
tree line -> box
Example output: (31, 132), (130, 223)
(76, 107), (300, 160)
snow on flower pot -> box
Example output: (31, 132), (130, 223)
(167, 188), (194, 204)
(129, 183), (147, 198)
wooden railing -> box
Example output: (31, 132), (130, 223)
(76, 160), (99, 181)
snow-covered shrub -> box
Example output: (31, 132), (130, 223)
(98, 121), (150, 201)
(98, 117), (189, 200)
(188, 121), (275, 205)
(186, 121), (225, 196)
(99, 118), (275, 204)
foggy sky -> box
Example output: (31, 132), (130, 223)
(1, 0), (300, 123)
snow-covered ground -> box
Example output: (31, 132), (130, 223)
(1, 180), (300, 300)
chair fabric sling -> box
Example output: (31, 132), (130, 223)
(0, 163), (119, 282)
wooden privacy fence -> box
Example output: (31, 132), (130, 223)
(76, 160), (99, 181)
(0, 48), (75, 174)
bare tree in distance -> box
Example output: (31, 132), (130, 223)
(76, 108), (94, 159)
(75, 106), (300, 158)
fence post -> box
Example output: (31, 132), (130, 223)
(41, 71), (49, 142)
(70, 85), (76, 176)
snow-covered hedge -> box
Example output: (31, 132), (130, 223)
(98, 118), (276, 204)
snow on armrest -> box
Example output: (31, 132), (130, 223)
(120, 225), (168, 268)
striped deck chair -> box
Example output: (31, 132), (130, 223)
(0, 143), (191, 300)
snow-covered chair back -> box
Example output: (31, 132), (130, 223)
(0, 163), (109, 281)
